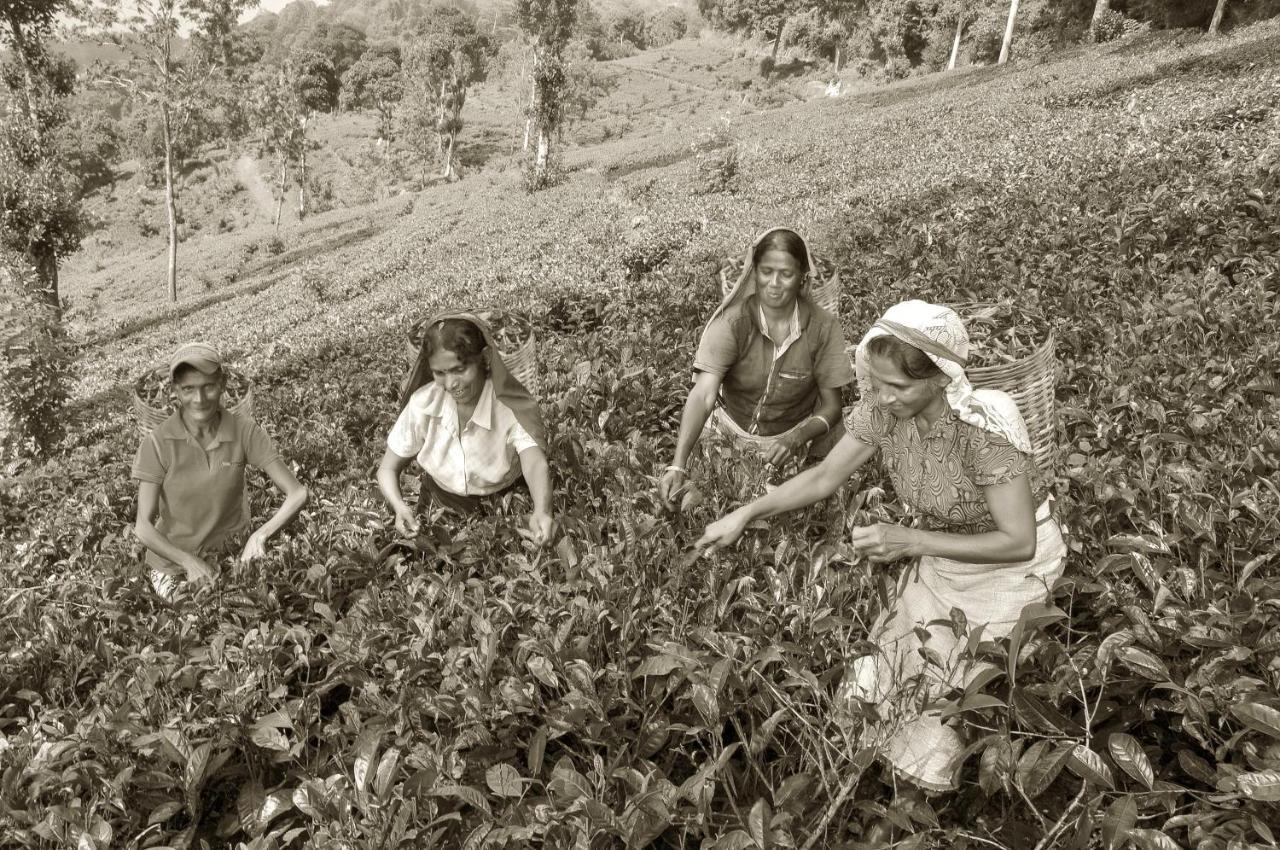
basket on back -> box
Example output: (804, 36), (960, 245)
(131, 366), (254, 437)
(406, 310), (539, 396)
(953, 302), (1057, 475)
(718, 253), (842, 317)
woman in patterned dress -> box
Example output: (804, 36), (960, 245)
(697, 299), (1066, 793)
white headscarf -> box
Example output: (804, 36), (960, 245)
(855, 300), (1034, 455)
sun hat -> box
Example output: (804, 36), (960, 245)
(168, 342), (225, 381)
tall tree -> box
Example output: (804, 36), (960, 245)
(284, 46), (334, 219)
(0, 0), (86, 311)
(699, 0), (793, 61)
(249, 65), (306, 230)
(399, 6), (492, 181)
(96, 0), (208, 302)
(341, 42), (403, 140)
(514, 0), (579, 188)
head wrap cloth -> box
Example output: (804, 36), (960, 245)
(400, 310), (548, 450)
(699, 227), (832, 350)
(855, 299), (1034, 456)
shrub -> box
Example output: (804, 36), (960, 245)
(1091, 9), (1128, 43)
(0, 254), (73, 460)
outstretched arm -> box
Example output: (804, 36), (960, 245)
(241, 459), (309, 562)
(697, 433), (877, 552)
(376, 448), (420, 536)
(519, 446), (554, 545)
(659, 370), (723, 506)
(134, 481), (215, 583)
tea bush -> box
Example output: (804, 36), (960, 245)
(2, 22), (1280, 850)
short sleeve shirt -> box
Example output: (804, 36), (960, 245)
(387, 378), (539, 496)
(694, 296), (854, 437)
(844, 400), (1048, 534)
(132, 410), (281, 569)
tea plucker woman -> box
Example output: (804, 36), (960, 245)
(132, 343), (309, 596)
(657, 228), (854, 507)
(697, 300), (1066, 792)
(375, 312), (554, 545)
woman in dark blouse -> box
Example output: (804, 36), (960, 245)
(697, 299), (1066, 794)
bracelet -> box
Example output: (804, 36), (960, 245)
(810, 414), (832, 434)
(665, 464), (687, 475)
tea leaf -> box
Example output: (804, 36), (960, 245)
(1128, 828), (1180, 850)
(748, 798), (771, 850)
(1067, 745), (1115, 789)
(1230, 702), (1280, 740)
(236, 781), (265, 835)
(1108, 733), (1154, 789)
(374, 747), (402, 801)
(431, 783), (493, 816)
(1237, 769), (1280, 801)
(486, 764), (523, 798)
(1101, 795), (1137, 850)
(1015, 740), (1073, 799)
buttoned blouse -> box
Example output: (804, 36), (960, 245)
(694, 296), (854, 437)
(387, 379), (539, 496)
(844, 400), (1049, 534)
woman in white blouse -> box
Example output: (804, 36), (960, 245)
(375, 312), (554, 545)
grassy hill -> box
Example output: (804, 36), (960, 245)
(58, 34), (769, 335)
(4, 19), (1280, 850)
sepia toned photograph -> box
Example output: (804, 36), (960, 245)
(2, 0), (1278, 847)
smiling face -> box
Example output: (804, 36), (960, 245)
(864, 351), (948, 420)
(173, 368), (225, 425)
(429, 348), (486, 408)
(753, 249), (804, 311)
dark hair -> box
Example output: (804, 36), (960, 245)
(752, 228), (810, 276)
(171, 363), (224, 384)
(865, 334), (943, 380)
(423, 318), (487, 367)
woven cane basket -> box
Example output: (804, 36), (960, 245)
(131, 366), (254, 437)
(406, 311), (539, 395)
(955, 303), (1058, 474)
(718, 254), (842, 317)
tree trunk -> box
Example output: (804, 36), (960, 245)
(948, 16), (964, 70)
(441, 133), (456, 179)
(29, 246), (61, 316)
(535, 123), (550, 183)
(1091, 0), (1111, 25)
(1208, 0), (1228, 34)
(770, 30), (782, 61)
(274, 161), (287, 231)
(4, 14), (43, 132)
(998, 0), (1020, 65)
(297, 115), (309, 220)
(162, 103), (179, 302)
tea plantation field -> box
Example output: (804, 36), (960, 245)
(2, 20), (1279, 850)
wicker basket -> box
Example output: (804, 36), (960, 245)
(957, 305), (1058, 474)
(718, 254), (842, 316)
(406, 311), (539, 395)
(131, 366), (254, 437)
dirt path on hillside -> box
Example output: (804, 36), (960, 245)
(610, 59), (722, 95)
(234, 154), (276, 218)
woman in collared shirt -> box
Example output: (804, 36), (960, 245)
(697, 299), (1066, 795)
(658, 228), (854, 508)
(375, 312), (554, 545)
